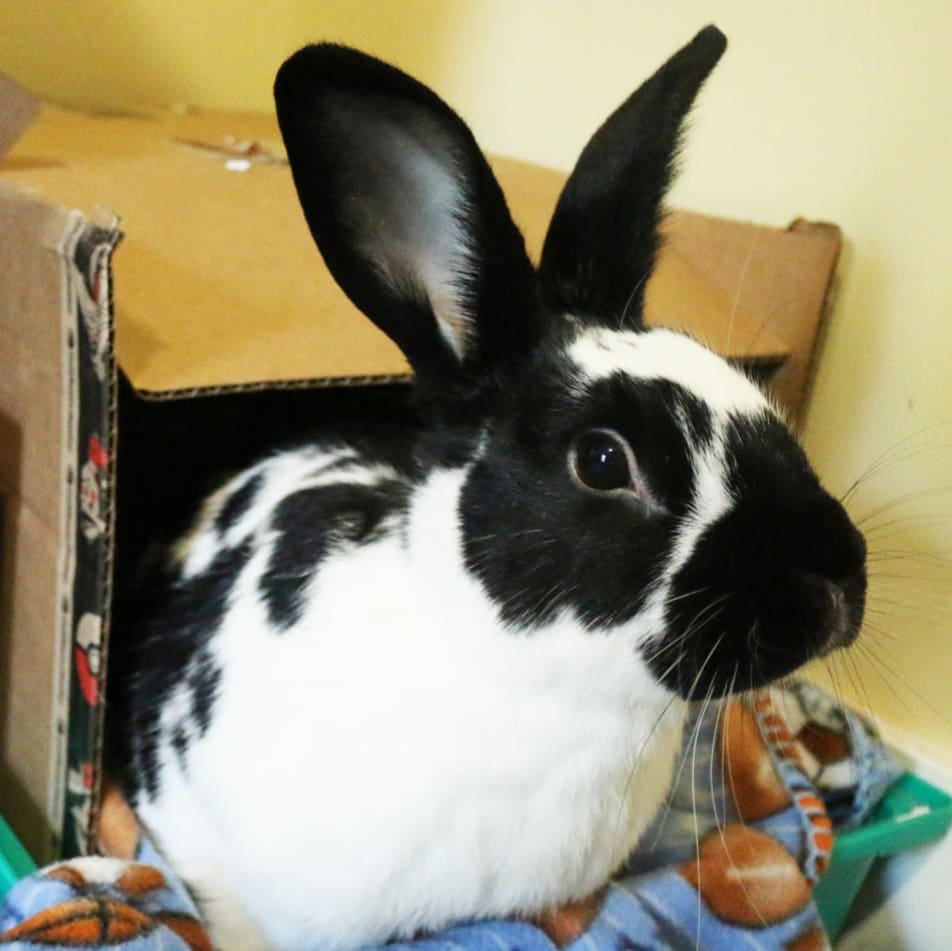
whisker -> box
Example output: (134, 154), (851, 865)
(611, 693), (681, 868)
(867, 548), (952, 570)
(852, 641), (935, 728)
(842, 647), (882, 733)
(714, 671), (770, 929)
(618, 268), (652, 329)
(864, 514), (952, 544)
(854, 485), (952, 529)
(725, 232), (759, 356)
(465, 527), (548, 545)
(651, 632), (727, 846)
(839, 420), (952, 504)
(855, 639), (952, 728)
(691, 683), (717, 951)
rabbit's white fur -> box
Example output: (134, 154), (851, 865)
(571, 327), (768, 415)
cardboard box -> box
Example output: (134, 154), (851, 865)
(0, 75), (841, 863)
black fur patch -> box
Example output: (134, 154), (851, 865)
(189, 649), (222, 735)
(647, 414), (867, 698)
(122, 541), (253, 801)
(214, 472), (263, 534)
(461, 359), (710, 628)
(170, 724), (190, 772)
(582, 374), (712, 515)
(260, 480), (410, 630)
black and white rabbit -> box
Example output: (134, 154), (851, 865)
(115, 26), (867, 951)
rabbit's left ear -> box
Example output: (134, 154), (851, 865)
(539, 26), (727, 330)
(275, 45), (540, 404)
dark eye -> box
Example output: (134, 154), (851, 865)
(570, 430), (633, 492)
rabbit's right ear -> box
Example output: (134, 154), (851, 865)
(275, 45), (540, 408)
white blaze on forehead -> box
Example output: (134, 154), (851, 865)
(569, 326), (768, 417)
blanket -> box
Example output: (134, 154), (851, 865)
(1, 682), (899, 950)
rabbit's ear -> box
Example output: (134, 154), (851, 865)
(275, 45), (539, 401)
(538, 26), (726, 330)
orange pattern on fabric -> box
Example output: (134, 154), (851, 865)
(1, 897), (155, 944)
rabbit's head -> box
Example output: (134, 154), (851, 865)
(274, 26), (866, 700)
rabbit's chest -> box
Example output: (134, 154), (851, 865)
(143, 595), (683, 950)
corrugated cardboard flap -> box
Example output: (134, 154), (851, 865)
(2, 103), (840, 413)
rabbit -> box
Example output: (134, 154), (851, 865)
(113, 25), (867, 951)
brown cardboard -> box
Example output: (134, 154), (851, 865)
(663, 213), (841, 416)
(0, 75), (40, 164)
(0, 90), (842, 861)
(0, 184), (73, 862)
(1, 104), (836, 402)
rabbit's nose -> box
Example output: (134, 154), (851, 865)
(818, 576), (865, 653)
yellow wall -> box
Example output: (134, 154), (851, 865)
(3, 1), (951, 766)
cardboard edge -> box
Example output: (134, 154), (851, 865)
(0, 73), (40, 163)
(0, 181), (77, 862)
(130, 372), (415, 402)
(785, 218), (844, 417)
(51, 214), (122, 858)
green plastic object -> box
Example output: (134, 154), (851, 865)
(815, 772), (952, 940)
(0, 811), (37, 903)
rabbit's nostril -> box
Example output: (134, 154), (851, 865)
(820, 580), (861, 652)
(829, 582), (845, 618)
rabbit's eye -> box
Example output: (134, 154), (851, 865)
(570, 430), (633, 492)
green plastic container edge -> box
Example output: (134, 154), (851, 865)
(815, 772), (952, 939)
(0, 812), (38, 902)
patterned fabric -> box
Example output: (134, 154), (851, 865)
(1, 683), (899, 950)
(0, 845), (209, 950)
(56, 215), (122, 859)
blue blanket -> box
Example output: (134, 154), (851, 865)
(1, 683), (899, 950)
